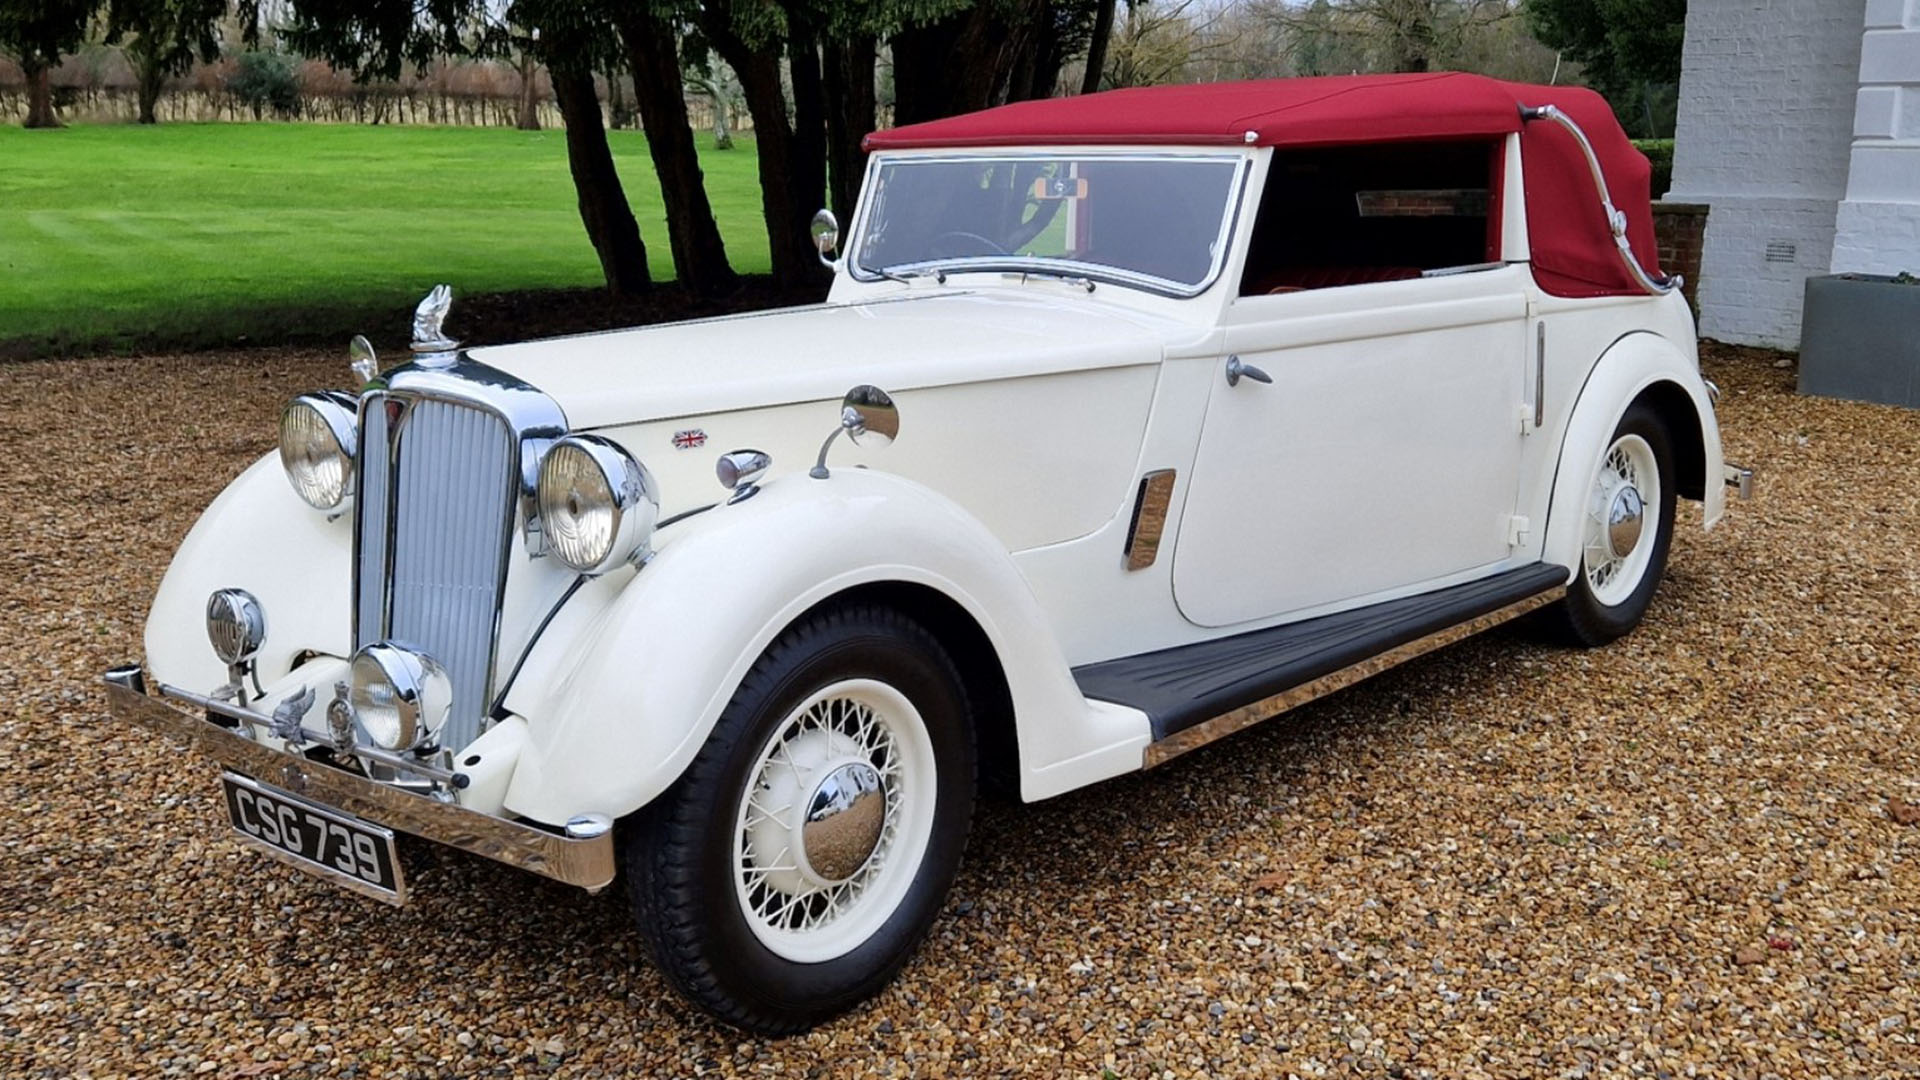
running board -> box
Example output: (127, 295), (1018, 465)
(1072, 564), (1568, 767)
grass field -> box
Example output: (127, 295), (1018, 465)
(0, 124), (771, 355)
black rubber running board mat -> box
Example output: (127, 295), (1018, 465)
(1073, 563), (1568, 741)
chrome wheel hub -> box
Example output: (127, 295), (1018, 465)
(799, 762), (886, 883)
(1583, 433), (1662, 607)
(1604, 484), (1644, 560)
(731, 679), (937, 963)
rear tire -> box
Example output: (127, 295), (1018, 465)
(1544, 402), (1677, 647)
(624, 604), (975, 1034)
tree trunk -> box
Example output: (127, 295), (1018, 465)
(890, 8), (1008, 126)
(823, 36), (875, 227)
(1081, 0), (1117, 94)
(550, 63), (651, 295)
(516, 50), (541, 131)
(615, 9), (738, 298)
(23, 62), (60, 128)
(788, 28), (829, 225)
(702, 14), (828, 288)
(135, 52), (165, 124)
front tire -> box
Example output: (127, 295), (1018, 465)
(624, 604), (975, 1034)
(1546, 401), (1677, 646)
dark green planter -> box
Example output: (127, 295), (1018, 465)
(1800, 273), (1920, 408)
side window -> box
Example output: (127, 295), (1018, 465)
(1239, 140), (1501, 296)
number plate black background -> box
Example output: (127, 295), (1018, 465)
(221, 774), (401, 897)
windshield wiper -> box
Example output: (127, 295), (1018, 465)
(1013, 269), (1096, 293)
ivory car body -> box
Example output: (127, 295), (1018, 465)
(107, 73), (1750, 1033)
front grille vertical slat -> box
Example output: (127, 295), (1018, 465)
(356, 394), (517, 755)
(355, 400), (391, 647)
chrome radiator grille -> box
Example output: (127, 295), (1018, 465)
(355, 393), (518, 754)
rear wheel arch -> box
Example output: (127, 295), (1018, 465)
(1633, 379), (1706, 501)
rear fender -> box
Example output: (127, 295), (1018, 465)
(499, 469), (1148, 824)
(1543, 332), (1725, 574)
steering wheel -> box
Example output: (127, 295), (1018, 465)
(929, 230), (1008, 258)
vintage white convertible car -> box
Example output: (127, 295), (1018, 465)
(108, 73), (1751, 1032)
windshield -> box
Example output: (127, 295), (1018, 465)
(852, 153), (1244, 293)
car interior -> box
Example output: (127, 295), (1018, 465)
(1239, 139), (1501, 296)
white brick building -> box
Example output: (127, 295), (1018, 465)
(1669, 0), (1920, 348)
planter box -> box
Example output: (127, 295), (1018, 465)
(1800, 273), (1920, 407)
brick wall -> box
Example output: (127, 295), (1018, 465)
(1652, 203), (1708, 314)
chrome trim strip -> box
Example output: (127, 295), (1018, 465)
(1123, 469), (1177, 571)
(104, 670), (615, 891)
(223, 771), (409, 906)
(1535, 320), (1547, 429)
(1518, 104), (1679, 297)
(1142, 585), (1567, 767)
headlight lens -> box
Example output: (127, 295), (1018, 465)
(205, 588), (266, 666)
(537, 436), (659, 574)
(349, 644), (450, 751)
(279, 393), (359, 511)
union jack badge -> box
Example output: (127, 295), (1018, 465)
(672, 429), (708, 450)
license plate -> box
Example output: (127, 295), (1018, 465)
(221, 772), (406, 904)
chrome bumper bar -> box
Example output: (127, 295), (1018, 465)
(1724, 464), (1755, 500)
(102, 664), (615, 892)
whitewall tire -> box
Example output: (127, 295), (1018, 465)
(624, 604), (975, 1034)
(1546, 401), (1677, 647)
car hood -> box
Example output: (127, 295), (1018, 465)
(467, 289), (1176, 430)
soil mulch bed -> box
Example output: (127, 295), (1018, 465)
(2, 341), (1916, 1078)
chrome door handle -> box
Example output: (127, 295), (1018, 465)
(1225, 355), (1272, 387)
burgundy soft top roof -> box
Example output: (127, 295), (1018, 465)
(863, 73), (1663, 300)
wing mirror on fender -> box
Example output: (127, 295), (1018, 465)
(810, 208), (840, 269)
(809, 385), (898, 479)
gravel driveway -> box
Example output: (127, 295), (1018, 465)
(3, 344), (1916, 1079)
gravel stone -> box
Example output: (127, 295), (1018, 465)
(3, 342), (1917, 1077)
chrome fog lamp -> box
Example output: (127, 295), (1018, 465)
(349, 644), (451, 752)
(536, 435), (659, 574)
(279, 392), (359, 512)
(206, 588), (266, 667)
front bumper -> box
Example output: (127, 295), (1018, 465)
(102, 664), (615, 893)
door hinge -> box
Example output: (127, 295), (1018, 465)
(1519, 404), (1535, 436)
(1507, 515), (1531, 546)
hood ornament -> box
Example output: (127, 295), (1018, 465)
(410, 284), (459, 366)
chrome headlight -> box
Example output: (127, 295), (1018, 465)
(349, 644), (450, 751)
(536, 435), (659, 574)
(279, 392), (359, 512)
(205, 588), (266, 666)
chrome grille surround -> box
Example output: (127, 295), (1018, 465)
(353, 357), (568, 755)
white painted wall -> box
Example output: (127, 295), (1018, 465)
(1832, 0), (1920, 274)
(1669, 0), (1867, 348)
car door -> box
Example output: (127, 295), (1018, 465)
(1172, 267), (1531, 627)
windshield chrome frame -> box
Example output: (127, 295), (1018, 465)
(848, 149), (1252, 299)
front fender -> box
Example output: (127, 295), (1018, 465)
(499, 469), (1144, 824)
(1542, 332), (1725, 574)
(145, 454), (353, 692)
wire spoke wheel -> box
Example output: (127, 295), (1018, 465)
(1582, 432), (1661, 607)
(732, 678), (938, 963)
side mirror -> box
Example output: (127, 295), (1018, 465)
(840, 384), (897, 447)
(810, 208), (840, 268)
(811, 384), (898, 478)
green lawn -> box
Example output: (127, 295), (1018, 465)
(0, 123), (770, 354)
